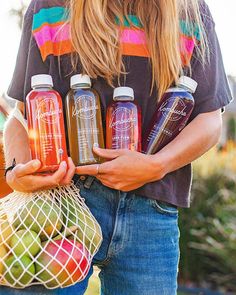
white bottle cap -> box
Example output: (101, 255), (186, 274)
(31, 74), (53, 88)
(178, 76), (198, 93)
(113, 87), (134, 101)
(70, 74), (91, 88)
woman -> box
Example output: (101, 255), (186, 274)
(3, 0), (232, 294)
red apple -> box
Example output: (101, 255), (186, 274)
(35, 239), (90, 287)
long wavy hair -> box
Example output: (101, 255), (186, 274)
(68, 0), (207, 97)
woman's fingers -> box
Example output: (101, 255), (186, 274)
(93, 147), (126, 159)
(16, 161), (67, 190)
(76, 164), (102, 176)
(13, 160), (41, 177)
(60, 157), (76, 185)
(46, 161), (68, 186)
(7, 160), (73, 192)
(97, 179), (114, 189)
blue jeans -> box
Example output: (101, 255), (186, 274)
(1, 177), (180, 295)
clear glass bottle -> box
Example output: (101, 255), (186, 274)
(26, 74), (68, 172)
(65, 74), (105, 166)
(142, 76), (197, 154)
(106, 87), (142, 151)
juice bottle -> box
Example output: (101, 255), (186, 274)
(106, 87), (141, 151)
(65, 74), (105, 166)
(142, 76), (197, 154)
(26, 74), (68, 172)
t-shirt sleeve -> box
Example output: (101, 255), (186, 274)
(7, 0), (49, 102)
(189, 2), (233, 120)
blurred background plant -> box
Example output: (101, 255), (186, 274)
(9, 0), (27, 29)
(179, 143), (236, 293)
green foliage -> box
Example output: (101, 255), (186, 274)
(227, 117), (236, 141)
(179, 166), (236, 292)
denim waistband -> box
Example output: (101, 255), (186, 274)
(72, 174), (177, 209)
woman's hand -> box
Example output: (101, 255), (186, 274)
(76, 147), (167, 191)
(6, 157), (76, 193)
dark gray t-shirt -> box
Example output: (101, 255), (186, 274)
(7, 0), (233, 207)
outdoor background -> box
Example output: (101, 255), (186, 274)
(0, 1), (236, 294)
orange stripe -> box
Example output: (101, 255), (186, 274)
(39, 40), (74, 61)
(39, 37), (194, 64)
(121, 43), (150, 58)
(181, 52), (192, 67)
(33, 21), (67, 34)
(40, 40), (150, 60)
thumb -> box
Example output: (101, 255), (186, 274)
(13, 160), (41, 177)
(93, 147), (125, 159)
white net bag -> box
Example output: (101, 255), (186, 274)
(0, 183), (102, 289)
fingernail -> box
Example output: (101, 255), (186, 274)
(61, 161), (67, 168)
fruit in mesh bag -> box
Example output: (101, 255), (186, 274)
(0, 244), (8, 275)
(62, 197), (102, 255)
(75, 210), (102, 255)
(0, 214), (14, 246)
(4, 255), (35, 287)
(35, 239), (90, 287)
(10, 229), (41, 257)
(13, 198), (63, 241)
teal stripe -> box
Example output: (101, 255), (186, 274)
(32, 7), (69, 31)
(180, 20), (200, 41)
(115, 15), (143, 28)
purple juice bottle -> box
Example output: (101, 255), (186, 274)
(106, 87), (142, 151)
(142, 76), (198, 154)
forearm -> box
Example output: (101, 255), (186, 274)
(3, 105), (31, 167)
(151, 110), (222, 178)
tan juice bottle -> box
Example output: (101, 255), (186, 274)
(65, 74), (105, 166)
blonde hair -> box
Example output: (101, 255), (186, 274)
(68, 0), (207, 98)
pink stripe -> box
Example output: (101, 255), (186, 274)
(120, 28), (146, 45)
(33, 24), (70, 47)
(180, 35), (195, 55)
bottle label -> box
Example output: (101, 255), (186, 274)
(109, 107), (137, 131)
(36, 98), (62, 124)
(147, 125), (173, 142)
(73, 95), (98, 119)
(159, 97), (187, 122)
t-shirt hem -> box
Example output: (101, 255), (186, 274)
(134, 189), (191, 208)
(191, 93), (233, 120)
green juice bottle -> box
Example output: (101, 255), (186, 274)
(65, 74), (105, 166)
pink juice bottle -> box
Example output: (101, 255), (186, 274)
(26, 74), (68, 172)
(106, 87), (142, 151)
(142, 76), (197, 154)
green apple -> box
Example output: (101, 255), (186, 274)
(4, 255), (35, 287)
(13, 199), (63, 241)
(10, 229), (41, 257)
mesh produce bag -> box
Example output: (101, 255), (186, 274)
(0, 183), (102, 289)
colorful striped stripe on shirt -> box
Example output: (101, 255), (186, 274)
(32, 7), (72, 60)
(32, 6), (200, 65)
